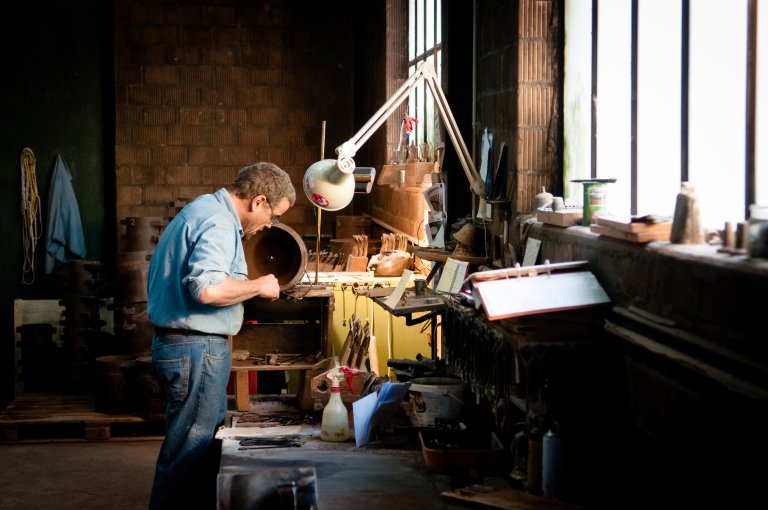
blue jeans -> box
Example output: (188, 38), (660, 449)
(148, 334), (231, 510)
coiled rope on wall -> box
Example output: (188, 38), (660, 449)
(21, 147), (42, 285)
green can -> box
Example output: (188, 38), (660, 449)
(571, 179), (616, 226)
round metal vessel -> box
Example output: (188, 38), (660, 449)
(243, 223), (307, 290)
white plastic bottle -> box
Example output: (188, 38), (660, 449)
(320, 370), (350, 442)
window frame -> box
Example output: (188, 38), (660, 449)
(408, 0), (443, 150)
(573, 0), (762, 227)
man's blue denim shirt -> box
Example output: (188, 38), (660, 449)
(147, 188), (247, 336)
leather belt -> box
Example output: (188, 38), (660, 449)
(155, 327), (227, 338)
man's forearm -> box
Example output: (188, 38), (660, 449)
(197, 276), (278, 306)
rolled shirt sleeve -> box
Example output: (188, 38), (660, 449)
(182, 220), (244, 300)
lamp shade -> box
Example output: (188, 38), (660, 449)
(303, 158), (355, 211)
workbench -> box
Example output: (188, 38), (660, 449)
(231, 287), (334, 412)
(367, 285), (446, 361)
(299, 272), (438, 378)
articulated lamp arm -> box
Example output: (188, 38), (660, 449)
(336, 61), (486, 199)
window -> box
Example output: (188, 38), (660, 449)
(636, 0), (682, 218)
(566, 0), (765, 229)
(408, 0), (442, 148)
(759, 0), (768, 205)
(595, 0), (632, 214)
(688, 0), (747, 227)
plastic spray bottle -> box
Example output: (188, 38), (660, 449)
(320, 369), (350, 442)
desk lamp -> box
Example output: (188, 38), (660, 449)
(303, 61), (486, 212)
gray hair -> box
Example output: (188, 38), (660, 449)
(230, 162), (296, 207)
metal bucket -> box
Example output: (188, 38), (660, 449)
(115, 302), (153, 354)
(94, 355), (136, 414)
(121, 216), (165, 252)
(115, 251), (151, 303)
(133, 354), (166, 421)
(407, 377), (465, 427)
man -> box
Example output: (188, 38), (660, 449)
(147, 162), (296, 509)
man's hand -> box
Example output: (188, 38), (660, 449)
(254, 274), (280, 299)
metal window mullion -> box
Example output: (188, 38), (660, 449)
(591, 0), (598, 179)
(422, 0), (427, 59)
(746, 0), (757, 215)
(681, 0), (690, 183)
(409, 44), (443, 68)
(630, 0), (638, 215)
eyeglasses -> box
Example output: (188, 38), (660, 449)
(265, 200), (280, 224)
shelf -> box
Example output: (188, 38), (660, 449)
(412, 246), (487, 264)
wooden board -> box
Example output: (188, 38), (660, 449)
(370, 187), (429, 241)
(0, 393), (160, 442)
(536, 209), (583, 227)
(441, 485), (582, 510)
(378, 162), (436, 187)
(590, 224), (670, 243)
(345, 255), (369, 272)
(412, 246), (487, 264)
(595, 215), (672, 233)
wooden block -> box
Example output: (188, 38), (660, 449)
(404, 162), (436, 187)
(84, 422), (111, 441)
(345, 256), (369, 272)
(595, 215), (672, 233)
(377, 164), (401, 186)
(536, 209), (583, 227)
(590, 224), (670, 243)
(235, 371), (250, 412)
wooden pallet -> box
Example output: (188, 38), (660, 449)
(0, 393), (164, 443)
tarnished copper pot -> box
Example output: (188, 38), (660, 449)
(243, 223), (308, 290)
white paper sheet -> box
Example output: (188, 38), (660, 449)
(383, 269), (413, 309)
(435, 258), (469, 294)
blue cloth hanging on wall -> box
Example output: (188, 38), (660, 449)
(45, 154), (86, 273)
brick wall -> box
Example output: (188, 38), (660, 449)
(113, 0), (355, 239)
(476, 0), (562, 213)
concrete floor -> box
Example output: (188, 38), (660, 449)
(0, 439), (160, 510)
(0, 393), (573, 510)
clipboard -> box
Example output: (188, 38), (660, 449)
(467, 260), (611, 321)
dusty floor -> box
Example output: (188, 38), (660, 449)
(0, 439), (160, 510)
(0, 394), (575, 510)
